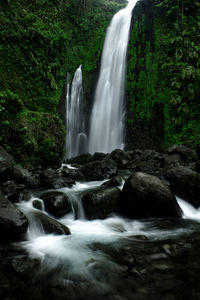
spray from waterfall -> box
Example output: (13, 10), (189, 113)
(88, 0), (137, 154)
(65, 65), (87, 159)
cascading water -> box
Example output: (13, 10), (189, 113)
(65, 65), (87, 159)
(88, 0), (137, 154)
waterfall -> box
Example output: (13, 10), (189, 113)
(65, 65), (87, 159)
(88, 0), (137, 154)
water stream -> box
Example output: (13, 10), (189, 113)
(14, 177), (200, 299)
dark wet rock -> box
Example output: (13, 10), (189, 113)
(51, 177), (75, 189)
(66, 153), (92, 165)
(188, 162), (197, 171)
(164, 166), (200, 207)
(40, 191), (72, 217)
(134, 150), (163, 175)
(8, 255), (39, 279)
(167, 144), (196, 162)
(1, 180), (25, 197)
(89, 152), (107, 162)
(59, 166), (81, 182)
(32, 210), (70, 235)
(120, 172), (182, 219)
(134, 160), (161, 176)
(101, 176), (123, 188)
(0, 193), (28, 241)
(32, 200), (43, 210)
(141, 150), (163, 162)
(79, 158), (117, 181)
(27, 176), (41, 188)
(39, 168), (57, 187)
(0, 146), (14, 180)
(12, 165), (31, 184)
(20, 191), (32, 202)
(39, 168), (75, 188)
(7, 192), (22, 203)
(162, 154), (183, 168)
(107, 149), (137, 169)
(82, 187), (121, 220)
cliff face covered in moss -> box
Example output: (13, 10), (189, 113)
(126, 0), (200, 151)
(0, 0), (126, 164)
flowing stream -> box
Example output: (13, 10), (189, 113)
(88, 0), (137, 154)
(15, 178), (200, 299)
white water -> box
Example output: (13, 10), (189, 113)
(177, 197), (200, 221)
(65, 65), (87, 159)
(16, 179), (200, 298)
(19, 182), (200, 260)
(88, 0), (137, 154)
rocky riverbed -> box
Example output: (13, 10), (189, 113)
(1, 145), (200, 299)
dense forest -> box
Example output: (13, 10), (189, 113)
(0, 0), (200, 164)
(127, 0), (200, 150)
(0, 0), (125, 165)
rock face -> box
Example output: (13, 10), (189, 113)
(167, 144), (196, 162)
(40, 191), (72, 217)
(0, 193), (28, 240)
(120, 172), (182, 219)
(33, 210), (70, 235)
(0, 147), (14, 179)
(79, 158), (117, 181)
(82, 187), (121, 220)
(164, 166), (200, 207)
(39, 168), (75, 189)
(12, 165), (31, 184)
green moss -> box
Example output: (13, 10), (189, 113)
(126, 0), (200, 149)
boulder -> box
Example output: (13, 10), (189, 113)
(1, 180), (25, 197)
(0, 193), (28, 240)
(164, 166), (200, 207)
(82, 187), (121, 220)
(101, 176), (123, 188)
(51, 177), (75, 189)
(8, 255), (39, 279)
(141, 150), (163, 162)
(40, 191), (72, 217)
(65, 153), (92, 165)
(79, 158), (117, 181)
(27, 176), (41, 189)
(89, 152), (106, 162)
(162, 154), (183, 168)
(108, 149), (136, 168)
(120, 172), (182, 219)
(32, 210), (70, 235)
(0, 146), (14, 179)
(39, 168), (75, 188)
(12, 165), (31, 184)
(167, 144), (196, 162)
(32, 200), (43, 210)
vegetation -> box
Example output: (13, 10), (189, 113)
(0, 0), (126, 164)
(1, 0), (200, 163)
(126, 0), (200, 149)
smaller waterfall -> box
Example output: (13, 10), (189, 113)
(65, 65), (87, 159)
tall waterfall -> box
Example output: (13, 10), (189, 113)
(65, 65), (87, 159)
(88, 0), (137, 154)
